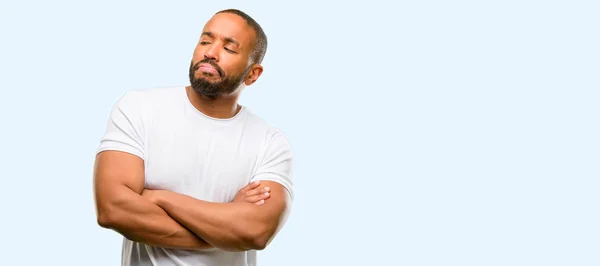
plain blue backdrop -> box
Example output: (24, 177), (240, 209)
(1, 1), (598, 265)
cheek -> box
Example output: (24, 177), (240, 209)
(225, 65), (247, 78)
(228, 59), (251, 75)
(218, 60), (240, 75)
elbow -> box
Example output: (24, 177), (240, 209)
(251, 238), (268, 251)
(95, 204), (118, 229)
(240, 225), (274, 251)
(97, 211), (113, 228)
(240, 235), (268, 251)
(244, 235), (267, 251)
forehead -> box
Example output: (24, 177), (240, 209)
(202, 13), (255, 47)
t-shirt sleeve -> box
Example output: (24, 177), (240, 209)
(97, 91), (145, 159)
(251, 130), (294, 201)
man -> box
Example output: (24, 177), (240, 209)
(93, 9), (294, 266)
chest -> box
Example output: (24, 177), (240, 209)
(142, 118), (263, 202)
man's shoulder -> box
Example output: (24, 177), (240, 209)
(243, 109), (291, 146)
(244, 109), (281, 133)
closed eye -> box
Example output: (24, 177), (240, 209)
(224, 47), (237, 54)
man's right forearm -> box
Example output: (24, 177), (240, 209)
(97, 185), (212, 250)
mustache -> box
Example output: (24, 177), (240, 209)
(193, 59), (224, 77)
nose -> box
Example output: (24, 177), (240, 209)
(204, 44), (219, 62)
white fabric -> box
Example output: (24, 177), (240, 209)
(96, 86), (294, 266)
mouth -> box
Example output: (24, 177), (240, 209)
(196, 62), (223, 77)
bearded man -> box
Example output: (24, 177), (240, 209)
(93, 9), (293, 266)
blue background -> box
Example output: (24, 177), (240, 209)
(1, 1), (598, 265)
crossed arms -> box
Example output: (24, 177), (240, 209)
(93, 150), (291, 252)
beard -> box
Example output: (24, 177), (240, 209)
(188, 59), (249, 99)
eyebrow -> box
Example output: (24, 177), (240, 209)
(201, 31), (240, 47)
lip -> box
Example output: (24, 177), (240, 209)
(197, 63), (219, 75)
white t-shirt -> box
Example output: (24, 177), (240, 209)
(96, 86), (294, 266)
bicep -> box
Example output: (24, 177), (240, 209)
(94, 150), (145, 226)
(255, 181), (292, 227)
(94, 150), (145, 196)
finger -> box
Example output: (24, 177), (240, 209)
(245, 192), (271, 203)
(245, 186), (270, 197)
(246, 192), (271, 202)
(240, 181), (260, 193)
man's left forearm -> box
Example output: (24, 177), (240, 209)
(150, 190), (282, 251)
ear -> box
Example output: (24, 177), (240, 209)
(244, 64), (264, 86)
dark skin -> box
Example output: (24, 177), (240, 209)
(94, 151), (272, 250)
(186, 12), (264, 119)
(141, 12), (291, 252)
(95, 13), (291, 252)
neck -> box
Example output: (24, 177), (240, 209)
(185, 86), (242, 119)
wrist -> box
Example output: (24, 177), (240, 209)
(142, 189), (165, 206)
(152, 190), (167, 207)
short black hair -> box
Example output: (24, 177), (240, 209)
(216, 9), (268, 64)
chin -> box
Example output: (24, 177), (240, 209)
(201, 75), (224, 83)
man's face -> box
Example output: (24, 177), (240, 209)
(189, 13), (258, 98)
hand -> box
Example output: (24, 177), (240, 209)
(232, 181), (271, 205)
(142, 189), (160, 204)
